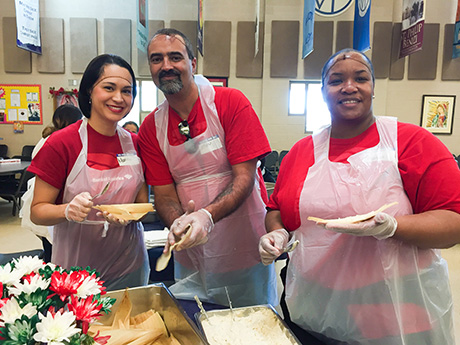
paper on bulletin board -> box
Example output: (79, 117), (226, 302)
(0, 84), (42, 124)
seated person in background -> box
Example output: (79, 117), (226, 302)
(22, 104), (83, 263)
(259, 157), (276, 183)
(122, 121), (139, 134)
(32, 104), (83, 158)
(259, 48), (460, 345)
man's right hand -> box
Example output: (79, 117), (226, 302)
(169, 200), (213, 250)
(65, 192), (93, 222)
(258, 228), (290, 265)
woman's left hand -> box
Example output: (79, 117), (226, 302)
(324, 212), (397, 240)
(96, 211), (132, 226)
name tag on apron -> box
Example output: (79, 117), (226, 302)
(117, 153), (140, 166)
(199, 135), (223, 155)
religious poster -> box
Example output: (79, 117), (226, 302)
(14, 0), (41, 54)
(399, 0), (425, 58)
(0, 84), (42, 124)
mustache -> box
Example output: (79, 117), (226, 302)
(159, 70), (180, 79)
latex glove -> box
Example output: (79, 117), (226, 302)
(170, 200), (195, 234)
(65, 192), (93, 222)
(258, 228), (290, 266)
(324, 212), (397, 240)
(170, 202), (214, 251)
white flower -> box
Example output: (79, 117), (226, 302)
(33, 310), (81, 345)
(76, 275), (103, 298)
(8, 273), (50, 296)
(12, 255), (45, 276)
(0, 298), (37, 325)
(0, 263), (23, 286)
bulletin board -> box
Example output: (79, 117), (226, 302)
(0, 84), (43, 124)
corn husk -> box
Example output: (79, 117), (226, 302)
(155, 225), (192, 272)
(88, 289), (179, 345)
(307, 202), (398, 225)
(93, 203), (154, 221)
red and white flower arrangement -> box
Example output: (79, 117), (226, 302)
(49, 87), (79, 97)
(0, 256), (115, 345)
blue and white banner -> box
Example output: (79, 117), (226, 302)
(136, 0), (148, 53)
(302, 0), (315, 58)
(453, 0), (460, 59)
(14, 0), (41, 54)
(255, 0), (260, 57)
(197, 0), (204, 57)
(353, 0), (371, 52)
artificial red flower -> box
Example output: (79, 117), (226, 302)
(49, 271), (82, 302)
(0, 282), (7, 308)
(23, 271), (36, 284)
(68, 295), (103, 326)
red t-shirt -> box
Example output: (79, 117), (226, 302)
(268, 121), (460, 231)
(28, 120), (139, 201)
(138, 86), (271, 186)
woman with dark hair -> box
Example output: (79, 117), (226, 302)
(28, 54), (149, 290)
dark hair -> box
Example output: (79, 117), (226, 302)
(321, 48), (375, 86)
(42, 104), (83, 138)
(149, 28), (195, 60)
(122, 121), (139, 132)
(78, 54), (137, 118)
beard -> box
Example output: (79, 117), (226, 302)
(158, 70), (183, 95)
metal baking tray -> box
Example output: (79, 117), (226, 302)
(100, 283), (209, 345)
(195, 304), (302, 345)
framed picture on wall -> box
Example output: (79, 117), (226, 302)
(420, 95), (456, 134)
(49, 87), (79, 111)
(206, 77), (228, 87)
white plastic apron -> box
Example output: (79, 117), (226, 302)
(154, 75), (277, 307)
(53, 119), (147, 282)
(286, 117), (454, 344)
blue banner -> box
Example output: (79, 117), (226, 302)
(453, 1), (460, 59)
(197, 0), (204, 57)
(302, 0), (315, 58)
(353, 0), (371, 52)
(136, 0), (148, 53)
